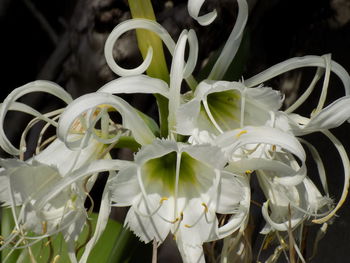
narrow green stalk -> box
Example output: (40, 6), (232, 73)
(128, 0), (169, 137)
(1, 208), (21, 263)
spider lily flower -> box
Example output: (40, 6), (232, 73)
(110, 139), (250, 263)
(177, 50), (350, 230)
(63, 23), (251, 262)
(35, 75), (170, 262)
(177, 80), (283, 137)
(0, 81), (112, 262)
(0, 139), (103, 260)
(243, 54), (350, 224)
(259, 175), (332, 234)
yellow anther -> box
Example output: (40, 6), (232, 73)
(44, 240), (51, 247)
(184, 224), (192, 228)
(263, 234), (275, 250)
(173, 234), (177, 241)
(280, 237), (287, 247)
(271, 145), (276, 151)
(171, 217), (179, 224)
(159, 197), (168, 204)
(180, 212), (184, 220)
(236, 130), (247, 138)
(52, 255), (61, 263)
(245, 170), (253, 175)
(201, 203), (208, 213)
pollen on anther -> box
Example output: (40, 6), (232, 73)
(245, 170), (253, 175)
(159, 197), (168, 204)
(172, 218), (179, 223)
(271, 145), (276, 151)
(236, 130), (247, 138)
(180, 212), (184, 220)
(184, 224), (192, 228)
(201, 203), (208, 213)
(44, 240), (51, 247)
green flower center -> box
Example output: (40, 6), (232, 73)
(203, 90), (241, 131)
(143, 151), (197, 193)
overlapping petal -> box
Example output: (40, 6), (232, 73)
(110, 139), (250, 262)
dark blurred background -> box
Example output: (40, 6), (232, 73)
(1, 0), (350, 262)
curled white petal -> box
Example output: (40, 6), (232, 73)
(104, 19), (175, 77)
(313, 130), (350, 224)
(187, 0), (217, 26)
(57, 92), (156, 149)
(245, 55), (350, 95)
(0, 81), (72, 155)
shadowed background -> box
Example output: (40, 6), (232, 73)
(1, 0), (350, 262)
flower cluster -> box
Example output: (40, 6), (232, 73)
(1, 0), (350, 262)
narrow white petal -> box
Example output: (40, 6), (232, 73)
(299, 138), (328, 195)
(292, 96), (350, 135)
(208, 0), (248, 80)
(79, 176), (113, 263)
(169, 31), (188, 133)
(261, 200), (302, 232)
(98, 75), (169, 98)
(183, 30), (199, 78)
(313, 130), (350, 224)
(245, 56), (350, 95)
(0, 81), (71, 155)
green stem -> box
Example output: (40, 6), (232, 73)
(128, 0), (169, 137)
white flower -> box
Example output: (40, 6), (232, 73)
(0, 80), (109, 262)
(259, 175), (331, 234)
(0, 137), (104, 255)
(177, 80), (283, 136)
(110, 139), (250, 263)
